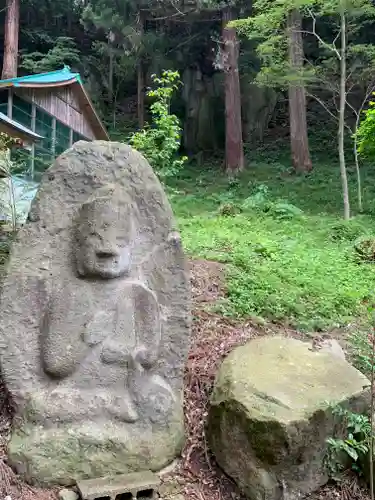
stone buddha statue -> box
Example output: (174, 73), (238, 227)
(34, 184), (175, 425)
(0, 141), (190, 485)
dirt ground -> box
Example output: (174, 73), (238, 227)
(0, 258), (371, 500)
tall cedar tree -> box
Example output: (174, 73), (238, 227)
(2, 0), (20, 79)
(287, 9), (312, 172)
(222, 7), (244, 175)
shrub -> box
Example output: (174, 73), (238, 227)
(354, 236), (375, 262)
(129, 70), (187, 179)
(218, 202), (242, 216)
(329, 219), (368, 242)
(241, 185), (303, 220)
(357, 94), (375, 161)
(268, 201), (303, 220)
(326, 406), (372, 477)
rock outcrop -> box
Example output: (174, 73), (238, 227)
(208, 336), (370, 500)
(0, 141), (191, 485)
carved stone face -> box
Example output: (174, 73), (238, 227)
(76, 186), (133, 279)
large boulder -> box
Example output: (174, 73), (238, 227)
(0, 141), (191, 485)
(208, 336), (370, 500)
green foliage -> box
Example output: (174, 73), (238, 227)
(349, 329), (375, 373)
(353, 235), (375, 262)
(0, 133), (21, 152)
(329, 219), (368, 241)
(268, 201), (304, 219)
(241, 184), (271, 211)
(0, 133), (22, 178)
(21, 37), (80, 73)
(218, 202), (242, 216)
(241, 184), (304, 219)
(171, 156), (375, 330)
(129, 70), (187, 179)
(231, 0), (375, 93)
(326, 405), (372, 477)
(357, 94), (375, 160)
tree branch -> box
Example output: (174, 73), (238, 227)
(303, 8), (341, 60)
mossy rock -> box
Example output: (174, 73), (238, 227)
(207, 336), (370, 500)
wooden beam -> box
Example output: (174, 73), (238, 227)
(51, 117), (56, 155)
(30, 99), (36, 180)
(7, 89), (13, 118)
(69, 127), (73, 147)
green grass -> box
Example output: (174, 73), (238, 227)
(168, 150), (375, 331)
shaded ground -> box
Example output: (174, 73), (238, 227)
(0, 258), (371, 499)
(165, 259), (371, 500)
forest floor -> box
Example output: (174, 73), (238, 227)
(0, 146), (375, 499)
(167, 146), (375, 500)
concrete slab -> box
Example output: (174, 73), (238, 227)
(77, 471), (160, 500)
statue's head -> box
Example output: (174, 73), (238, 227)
(75, 184), (133, 279)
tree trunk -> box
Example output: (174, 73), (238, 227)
(222, 7), (244, 175)
(108, 34), (114, 105)
(2, 0), (20, 80)
(137, 11), (145, 129)
(287, 9), (312, 172)
(137, 63), (145, 129)
(338, 9), (350, 220)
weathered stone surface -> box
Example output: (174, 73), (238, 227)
(317, 339), (346, 360)
(58, 489), (79, 500)
(0, 141), (191, 485)
(208, 336), (370, 500)
(77, 470), (160, 500)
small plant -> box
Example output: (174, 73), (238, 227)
(241, 184), (270, 212)
(329, 220), (368, 242)
(268, 201), (303, 220)
(349, 330), (375, 374)
(354, 236), (375, 262)
(326, 405), (372, 477)
(241, 185), (303, 220)
(331, 320), (375, 489)
(218, 202), (242, 216)
(129, 70), (187, 180)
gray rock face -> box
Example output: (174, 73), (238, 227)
(58, 489), (79, 500)
(0, 141), (191, 486)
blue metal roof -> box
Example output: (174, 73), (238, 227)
(0, 65), (82, 87)
(0, 66), (109, 140)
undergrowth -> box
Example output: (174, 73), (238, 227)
(169, 151), (375, 330)
(326, 405), (372, 478)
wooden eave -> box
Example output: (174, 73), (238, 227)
(71, 82), (109, 141)
(0, 113), (43, 145)
(15, 78), (78, 89)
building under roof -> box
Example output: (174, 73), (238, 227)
(0, 65), (109, 181)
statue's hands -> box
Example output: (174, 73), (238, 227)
(101, 340), (133, 365)
(82, 310), (112, 346)
(133, 345), (157, 370)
